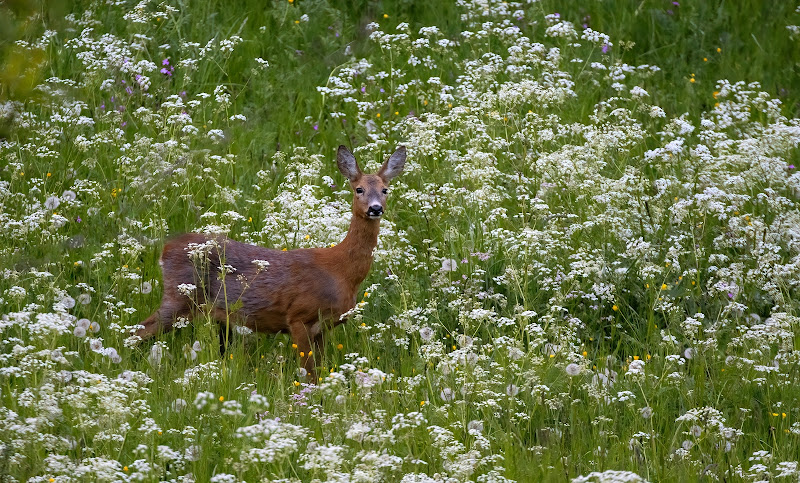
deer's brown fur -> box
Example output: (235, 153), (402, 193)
(136, 145), (406, 380)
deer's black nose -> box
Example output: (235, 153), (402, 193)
(367, 204), (384, 217)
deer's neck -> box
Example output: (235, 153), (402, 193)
(333, 212), (380, 289)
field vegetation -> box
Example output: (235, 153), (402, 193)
(1, 0), (800, 481)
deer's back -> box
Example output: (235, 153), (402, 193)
(160, 233), (357, 332)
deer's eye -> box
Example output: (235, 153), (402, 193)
(355, 187), (364, 194)
(382, 188), (388, 194)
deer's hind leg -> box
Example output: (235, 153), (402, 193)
(136, 234), (209, 340)
(136, 261), (197, 339)
(136, 288), (192, 339)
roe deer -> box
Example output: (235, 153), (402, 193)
(136, 145), (406, 381)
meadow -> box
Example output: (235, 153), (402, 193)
(1, 0), (800, 481)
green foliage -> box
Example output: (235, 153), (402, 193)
(1, 0), (800, 481)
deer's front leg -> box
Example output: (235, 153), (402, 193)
(288, 319), (320, 383)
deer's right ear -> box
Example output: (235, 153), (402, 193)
(337, 145), (362, 181)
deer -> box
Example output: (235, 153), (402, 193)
(135, 145), (406, 381)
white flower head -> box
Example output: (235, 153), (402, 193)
(440, 387), (455, 401)
(252, 259), (270, 272)
(185, 445), (201, 462)
(457, 334), (473, 348)
(149, 343), (164, 366)
(177, 283), (197, 296)
(60, 296), (76, 309)
(565, 363), (582, 377)
(508, 347), (524, 360)
(5, 286), (26, 300)
(440, 258), (458, 272)
(419, 326), (434, 341)
(467, 420), (484, 432)
(107, 348), (122, 364)
(183, 343), (198, 361)
(172, 398), (188, 412)
(45, 195), (60, 210)
(628, 359), (645, 374)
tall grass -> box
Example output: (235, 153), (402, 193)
(1, 0), (800, 481)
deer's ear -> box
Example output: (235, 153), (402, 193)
(337, 145), (362, 181)
(378, 146), (406, 183)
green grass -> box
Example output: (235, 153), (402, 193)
(1, 0), (800, 481)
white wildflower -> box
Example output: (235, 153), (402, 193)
(565, 363), (582, 377)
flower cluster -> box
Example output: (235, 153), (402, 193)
(1, 0), (799, 481)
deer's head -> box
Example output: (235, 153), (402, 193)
(337, 145), (406, 220)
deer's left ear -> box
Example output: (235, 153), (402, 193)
(378, 146), (406, 183)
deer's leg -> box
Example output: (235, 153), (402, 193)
(214, 308), (239, 357)
(136, 289), (190, 339)
(289, 319), (321, 383)
(308, 320), (324, 383)
(219, 322), (231, 357)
